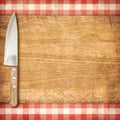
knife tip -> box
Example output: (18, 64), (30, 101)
(12, 12), (16, 16)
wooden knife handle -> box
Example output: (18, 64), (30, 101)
(10, 67), (18, 107)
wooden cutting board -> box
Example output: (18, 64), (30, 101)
(0, 16), (120, 103)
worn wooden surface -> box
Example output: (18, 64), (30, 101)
(0, 16), (120, 103)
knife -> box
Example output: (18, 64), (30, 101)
(4, 13), (18, 107)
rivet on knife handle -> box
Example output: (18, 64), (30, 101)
(10, 67), (18, 107)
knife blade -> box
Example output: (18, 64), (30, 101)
(4, 13), (18, 107)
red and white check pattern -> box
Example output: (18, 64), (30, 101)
(0, 104), (120, 120)
(0, 0), (120, 15)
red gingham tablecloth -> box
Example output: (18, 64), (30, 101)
(0, 0), (120, 120)
(0, 104), (120, 120)
(0, 0), (120, 15)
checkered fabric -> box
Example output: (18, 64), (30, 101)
(0, 104), (120, 120)
(0, 0), (120, 15)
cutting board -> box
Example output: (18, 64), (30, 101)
(0, 16), (120, 103)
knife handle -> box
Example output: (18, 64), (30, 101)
(10, 67), (18, 107)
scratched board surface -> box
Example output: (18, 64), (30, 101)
(0, 16), (120, 103)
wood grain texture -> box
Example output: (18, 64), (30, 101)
(0, 16), (120, 103)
